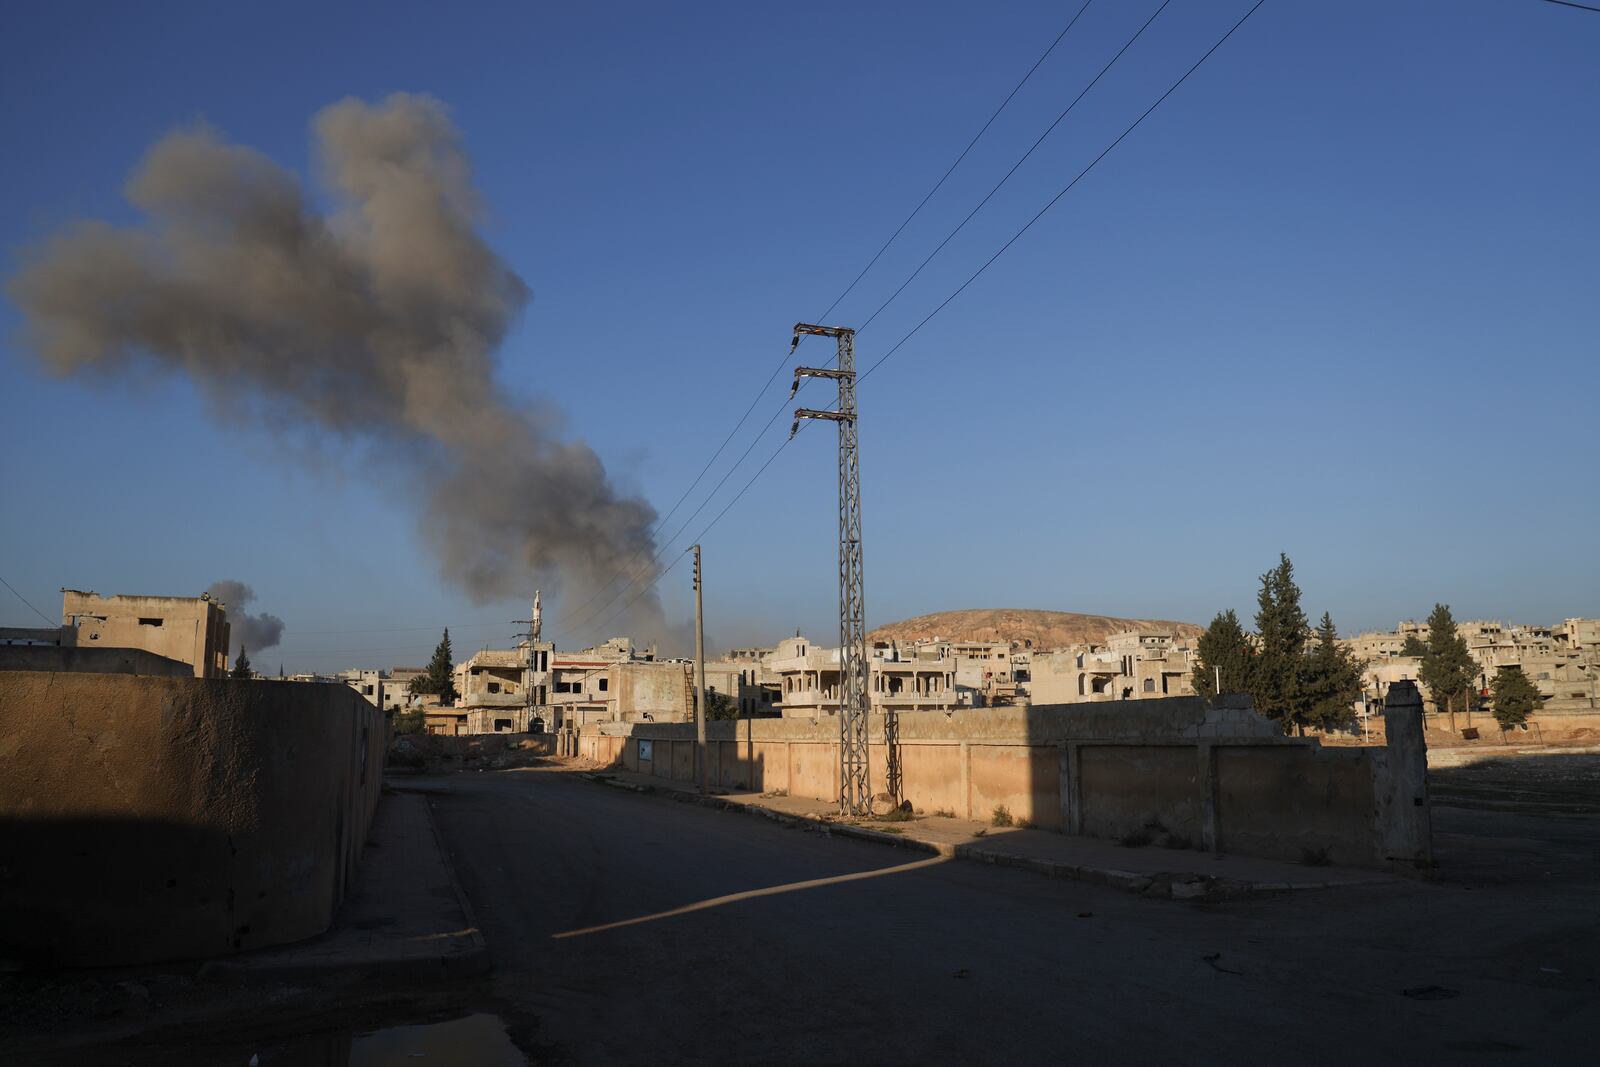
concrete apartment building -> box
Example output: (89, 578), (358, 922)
(1, 589), (232, 679)
(1029, 630), (1198, 705)
(702, 658), (782, 717)
(421, 636), (693, 735)
(768, 635), (959, 719)
(1349, 618), (1599, 712)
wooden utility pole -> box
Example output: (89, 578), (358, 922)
(693, 544), (707, 794)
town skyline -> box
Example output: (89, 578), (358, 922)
(2, 2), (1595, 671)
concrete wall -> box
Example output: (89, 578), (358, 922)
(0, 671), (386, 967)
(0, 644), (193, 677)
(578, 695), (1432, 874)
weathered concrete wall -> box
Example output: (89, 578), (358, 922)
(0, 672), (385, 967)
(579, 694), (1431, 873)
(1214, 746), (1375, 865)
(0, 644), (193, 677)
(1078, 745), (1203, 843)
(613, 661), (691, 722)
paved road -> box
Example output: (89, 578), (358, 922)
(422, 766), (1598, 1065)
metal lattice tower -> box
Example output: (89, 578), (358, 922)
(789, 323), (895, 815)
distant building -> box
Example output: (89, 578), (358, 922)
(1, 589), (231, 679)
(1347, 618), (1599, 712)
(1029, 630), (1197, 705)
(768, 635), (958, 719)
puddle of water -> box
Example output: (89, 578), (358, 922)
(343, 1013), (524, 1066)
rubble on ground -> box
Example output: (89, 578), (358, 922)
(387, 731), (552, 774)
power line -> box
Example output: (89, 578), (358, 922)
(559, 430), (803, 685)
(856, 0), (1176, 335)
(860, 0), (1269, 385)
(574, 0), (1171, 643)
(0, 575), (56, 626)
(816, 1), (1096, 323)
(291, 620), (515, 635)
(557, 5), (1107, 633)
(1541, 1), (1600, 13)
(563, 398), (799, 642)
(559, 390), (798, 637)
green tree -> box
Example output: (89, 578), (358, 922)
(231, 645), (252, 680)
(1400, 634), (1428, 658)
(392, 709), (426, 734)
(1192, 609), (1254, 698)
(409, 629), (460, 706)
(1489, 665), (1542, 728)
(702, 688), (739, 721)
(1249, 553), (1310, 728)
(1418, 604), (1476, 729)
(1303, 613), (1363, 729)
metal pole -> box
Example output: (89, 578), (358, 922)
(693, 544), (707, 795)
(788, 323), (877, 814)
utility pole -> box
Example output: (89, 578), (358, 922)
(789, 322), (892, 815)
(693, 544), (707, 794)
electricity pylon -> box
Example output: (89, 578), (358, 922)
(789, 322), (895, 815)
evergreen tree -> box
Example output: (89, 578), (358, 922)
(1419, 603), (1476, 725)
(1303, 613), (1363, 729)
(1400, 634), (1428, 658)
(231, 645), (252, 680)
(1489, 665), (1542, 728)
(1249, 553), (1310, 727)
(411, 629), (460, 706)
(1192, 609), (1254, 698)
(703, 689), (739, 721)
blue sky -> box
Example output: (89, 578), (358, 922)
(2, 0), (1595, 671)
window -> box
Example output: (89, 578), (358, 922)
(365, 685), (374, 695)
(487, 682), (500, 693)
(1143, 678), (1155, 693)
(598, 678), (609, 692)
(138, 617), (163, 627)
(494, 718), (513, 732)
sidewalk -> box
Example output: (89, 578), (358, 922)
(580, 769), (1393, 901)
(202, 787), (487, 983)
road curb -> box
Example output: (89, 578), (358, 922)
(578, 772), (1350, 902)
(422, 793), (492, 977)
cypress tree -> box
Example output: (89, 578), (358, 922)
(1419, 603), (1476, 727)
(1303, 613), (1363, 729)
(1249, 553), (1310, 728)
(1489, 665), (1542, 728)
(232, 645), (252, 680)
(1192, 609), (1254, 698)
(417, 628), (460, 706)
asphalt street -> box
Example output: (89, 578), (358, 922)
(422, 765), (1598, 1065)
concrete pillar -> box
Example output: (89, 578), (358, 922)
(1378, 680), (1434, 873)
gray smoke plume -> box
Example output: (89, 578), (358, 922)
(205, 579), (285, 654)
(8, 94), (671, 645)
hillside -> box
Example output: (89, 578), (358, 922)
(868, 609), (1204, 651)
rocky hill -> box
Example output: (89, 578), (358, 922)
(869, 609), (1203, 651)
